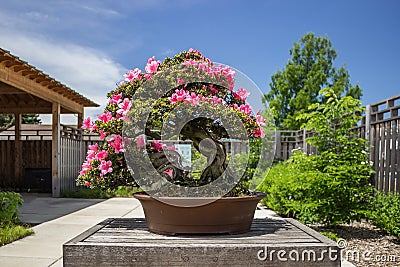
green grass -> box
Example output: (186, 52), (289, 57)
(0, 224), (34, 246)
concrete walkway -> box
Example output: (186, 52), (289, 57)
(0, 195), (145, 267)
(0, 195), (353, 267)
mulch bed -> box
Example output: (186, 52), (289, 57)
(310, 220), (400, 267)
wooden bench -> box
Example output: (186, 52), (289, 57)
(63, 218), (341, 266)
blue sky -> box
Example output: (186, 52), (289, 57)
(0, 0), (399, 123)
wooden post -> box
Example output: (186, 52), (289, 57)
(365, 104), (372, 161)
(302, 128), (307, 154)
(275, 130), (281, 159)
(52, 102), (61, 197)
(77, 112), (84, 130)
(14, 113), (22, 188)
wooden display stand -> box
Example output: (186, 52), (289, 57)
(63, 218), (341, 267)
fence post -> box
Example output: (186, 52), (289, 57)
(365, 104), (372, 164)
(302, 128), (307, 154)
(275, 131), (281, 159)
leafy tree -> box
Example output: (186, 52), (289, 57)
(258, 89), (374, 225)
(265, 32), (362, 129)
(0, 114), (41, 131)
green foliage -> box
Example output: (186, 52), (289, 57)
(22, 114), (41, 124)
(258, 89), (374, 225)
(0, 114), (41, 131)
(61, 186), (141, 198)
(367, 191), (400, 238)
(0, 224), (33, 246)
(78, 49), (269, 197)
(319, 231), (340, 242)
(265, 32), (362, 130)
(0, 192), (23, 225)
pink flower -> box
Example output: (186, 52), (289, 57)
(253, 127), (265, 138)
(169, 89), (188, 104)
(209, 85), (218, 93)
(99, 160), (113, 177)
(151, 141), (164, 152)
(98, 112), (113, 123)
(82, 117), (91, 130)
(109, 92), (123, 105)
(185, 92), (201, 105)
(234, 88), (250, 101)
(177, 77), (185, 85)
(95, 150), (108, 160)
(109, 135), (125, 154)
(89, 123), (97, 133)
(84, 181), (92, 187)
(99, 130), (107, 140)
(145, 56), (160, 74)
(117, 98), (132, 117)
(136, 135), (146, 150)
(238, 104), (252, 116)
(124, 68), (142, 82)
(163, 169), (173, 177)
(88, 143), (99, 153)
(256, 110), (266, 127)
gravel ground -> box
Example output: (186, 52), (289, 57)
(311, 220), (400, 267)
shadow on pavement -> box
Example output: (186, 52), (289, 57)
(18, 193), (105, 225)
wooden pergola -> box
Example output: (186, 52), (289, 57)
(0, 48), (98, 196)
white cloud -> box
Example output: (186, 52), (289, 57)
(0, 31), (126, 124)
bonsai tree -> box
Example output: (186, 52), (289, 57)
(77, 49), (269, 197)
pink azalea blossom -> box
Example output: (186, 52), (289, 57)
(99, 130), (107, 140)
(163, 169), (173, 177)
(109, 135), (125, 154)
(99, 160), (113, 177)
(253, 127), (265, 138)
(84, 181), (92, 187)
(238, 103), (252, 116)
(88, 143), (99, 153)
(256, 110), (266, 126)
(124, 68), (142, 82)
(89, 123), (97, 133)
(145, 56), (160, 74)
(82, 117), (91, 130)
(117, 98), (132, 116)
(185, 92), (201, 105)
(177, 77), (185, 85)
(109, 92), (123, 105)
(95, 150), (108, 160)
(209, 85), (218, 93)
(151, 141), (164, 152)
(98, 112), (113, 123)
(169, 89), (188, 104)
(234, 88), (250, 101)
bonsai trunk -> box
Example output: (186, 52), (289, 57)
(180, 122), (229, 186)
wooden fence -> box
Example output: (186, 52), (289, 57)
(0, 125), (100, 192)
(276, 94), (400, 194)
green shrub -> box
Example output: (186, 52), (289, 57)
(258, 89), (374, 225)
(320, 231), (340, 242)
(368, 191), (400, 238)
(61, 186), (141, 198)
(0, 192), (23, 225)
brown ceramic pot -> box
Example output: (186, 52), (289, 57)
(134, 192), (266, 235)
